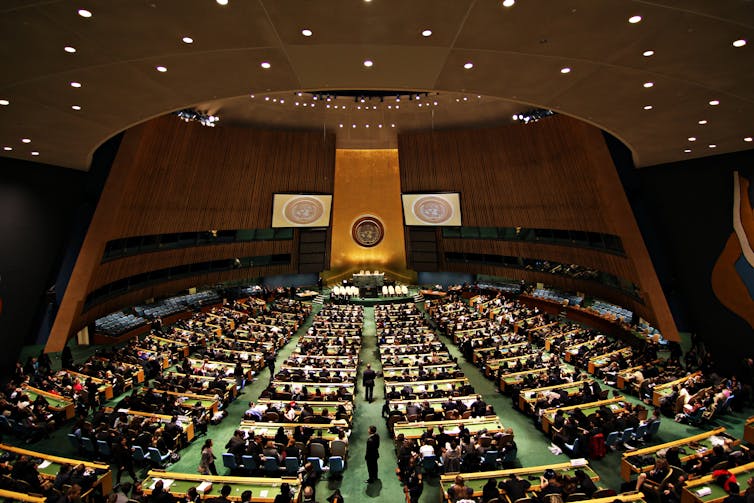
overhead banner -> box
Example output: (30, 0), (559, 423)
(402, 193), (462, 226)
(272, 194), (332, 228)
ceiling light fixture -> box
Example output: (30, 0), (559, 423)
(628, 15), (642, 24)
(156, 66), (167, 72)
(260, 61), (271, 69)
(684, 149), (691, 153)
(688, 137), (696, 141)
(77, 9), (92, 18)
(216, 0), (228, 5)
(31, 151), (39, 156)
(301, 29), (313, 37)
(71, 105), (81, 110)
(709, 144), (717, 148)
(513, 108), (555, 124)
(698, 120), (707, 125)
(643, 105), (653, 110)
(502, 0), (515, 7)
(64, 46), (77, 53)
(3, 147), (12, 151)
(733, 39), (747, 48)
(560, 67), (571, 74)
(21, 138), (31, 143)
(643, 82), (654, 88)
(175, 109), (219, 127)
(0, 99), (9, 106)
(709, 99), (720, 105)
(182, 37), (194, 44)
(70, 81), (82, 88)
(744, 137), (752, 142)
(363, 59), (374, 67)
(422, 29), (432, 37)
(642, 50), (654, 57)
(463, 62), (474, 69)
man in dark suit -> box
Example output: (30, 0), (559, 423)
(363, 364), (377, 403)
(365, 425), (380, 483)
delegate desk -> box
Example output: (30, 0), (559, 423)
(110, 409), (195, 442)
(134, 347), (171, 369)
(0, 489), (46, 502)
(144, 334), (190, 357)
(270, 381), (354, 397)
(21, 384), (75, 419)
(681, 461), (754, 503)
(382, 363), (457, 380)
(92, 357), (146, 384)
(256, 399), (353, 422)
(59, 370), (113, 400)
(588, 348), (633, 374)
(0, 443), (113, 496)
(472, 342), (530, 364)
(168, 372), (237, 402)
(143, 470), (299, 502)
(393, 416), (504, 440)
(188, 358), (255, 380)
(387, 395), (477, 415)
(620, 427), (739, 481)
(239, 420), (348, 441)
(652, 372), (703, 407)
(517, 380), (592, 415)
(383, 377), (469, 395)
(382, 352), (453, 367)
(487, 353), (555, 379)
(541, 396), (627, 435)
(745, 416), (754, 444)
(439, 462), (600, 501)
(142, 388), (220, 414)
(498, 366), (577, 393)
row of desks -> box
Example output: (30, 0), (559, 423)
(142, 470), (299, 502)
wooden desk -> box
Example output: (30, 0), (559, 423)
(0, 443), (113, 496)
(652, 372), (703, 407)
(387, 395), (477, 415)
(142, 470), (300, 502)
(620, 427), (738, 481)
(681, 461), (754, 503)
(21, 384), (75, 419)
(239, 420), (348, 442)
(541, 396), (626, 434)
(393, 416), (504, 440)
(188, 358), (255, 380)
(588, 348), (633, 374)
(110, 409), (195, 442)
(59, 370), (114, 400)
(517, 380), (592, 415)
(382, 377), (469, 394)
(256, 399), (352, 422)
(744, 416), (754, 444)
(141, 388), (221, 414)
(0, 489), (46, 502)
(439, 462), (600, 501)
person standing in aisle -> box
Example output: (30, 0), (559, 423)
(265, 352), (276, 383)
(365, 425), (380, 484)
(363, 364), (376, 403)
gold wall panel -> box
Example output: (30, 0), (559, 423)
(329, 149), (408, 281)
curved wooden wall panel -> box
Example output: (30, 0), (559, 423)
(399, 115), (677, 340)
(47, 116), (335, 352)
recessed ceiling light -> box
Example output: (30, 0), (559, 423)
(71, 105), (82, 110)
(422, 29), (432, 37)
(301, 29), (313, 37)
(3, 147), (11, 151)
(643, 82), (654, 88)
(643, 105), (653, 110)
(709, 144), (717, 148)
(156, 66), (168, 72)
(352, 124), (356, 128)
(502, 0), (515, 6)
(744, 137), (752, 142)
(363, 59), (373, 67)
(463, 62), (474, 69)
(391, 124), (395, 128)
(77, 9), (92, 18)
(70, 81), (82, 88)
(64, 46), (77, 53)
(733, 39), (747, 48)
(642, 50), (654, 57)
(684, 149), (691, 153)
(182, 36), (194, 44)
(688, 137), (696, 141)
(698, 120), (707, 125)
(21, 138), (31, 143)
(31, 151), (39, 156)
(628, 15), (642, 24)
(560, 67), (571, 74)
(709, 99), (720, 105)
(260, 61), (271, 69)
(216, 0), (228, 5)
(0, 99), (8, 106)
(365, 124), (370, 128)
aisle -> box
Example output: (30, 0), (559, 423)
(327, 306), (404, 501)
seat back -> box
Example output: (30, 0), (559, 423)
(96, 440), (111, 457)
(308, 442), (326, 460)
(284, 457), (299, 476)
(263, 456), (279, 475)
(330, 440), (347, 458)
(67, 433), (81, 451)
(328, 456), (344, 474)
(306, 457), (323, 474)
(646, 420), (661, 438)
(621, 428), (635, 443)
(222, 453), (238, 469)
(132, 445), (146, 462)
(241, 455), (257, 473)
(605, 431), (621, 448)
(483, 450), (500, 469)
(82, 437), (96, 454)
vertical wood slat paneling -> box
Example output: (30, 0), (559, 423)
(398, 115), (678, 340)
(48, 116), (335, 352)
